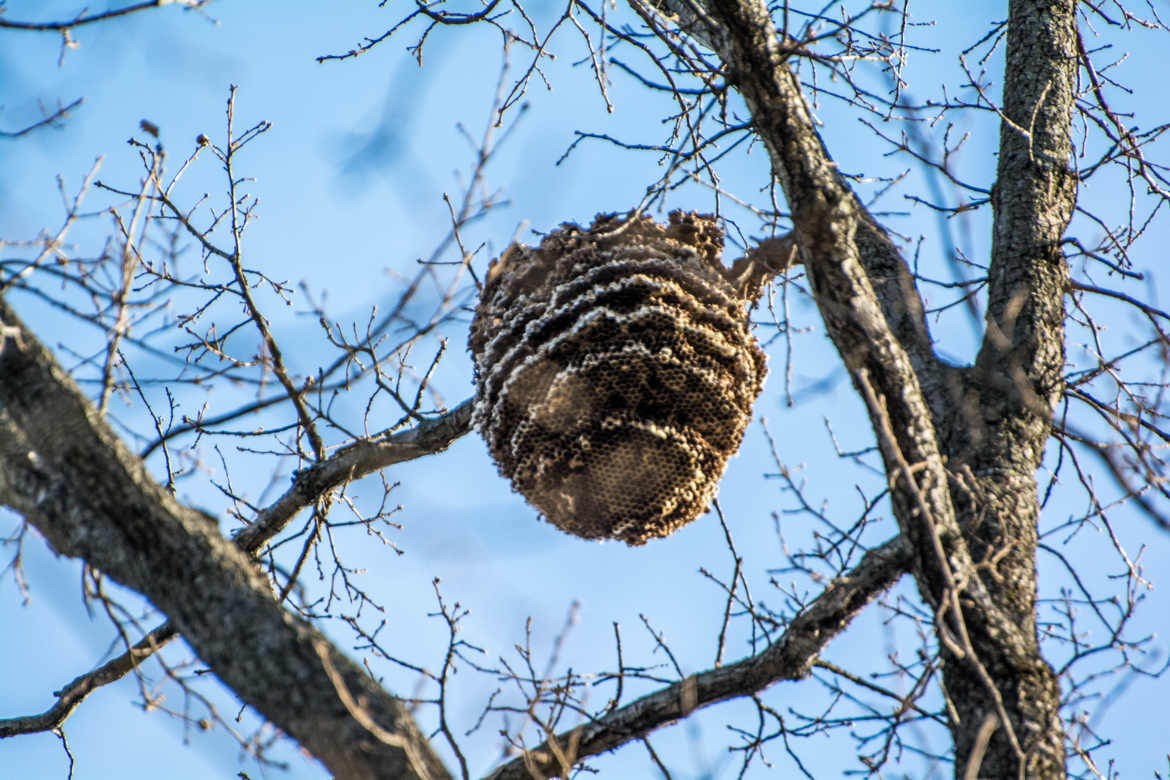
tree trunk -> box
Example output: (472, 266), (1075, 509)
(643, 0), (1076, 775)
(943, 0), (1078, 775)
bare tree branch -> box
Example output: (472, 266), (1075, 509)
(235, 398), (473, 551)
(0, 396), (474, 739)
(632, 0), (1074, 775)
(485, 535), (911, 779)
(0, 1), (208, 31)
(0, 296), (452, 780)
(0, 97), (83, 138)
(0, 622), (176, 738)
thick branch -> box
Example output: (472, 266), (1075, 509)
(0, 296), (452, 780)
(635, 0), (1071, 776)
(638, 0), (979, 611)
(235, 398), (473, 552)
(977, 0), (1077, 424)
(634, 0), (958, 429)
(485, 535), (911, 779)
(651, 0), (975, 632)
(0, 398), (473, 739)
(945, 1), (1078, 776)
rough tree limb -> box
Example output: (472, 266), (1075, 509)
(644, 0), (972, 612)
(636, 0), (1072, 775)
(234, 398), (473, 552)
(948, 0), (1078, 775)
(485, 534), (912, 780)
(0, 295), (453, 780)
(0, 395), (473, 741)
(632, 0), (961, 430)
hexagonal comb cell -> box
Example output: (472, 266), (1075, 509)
(469, 211), (767, 545)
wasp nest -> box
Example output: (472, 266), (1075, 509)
(470, 211), (779, 545)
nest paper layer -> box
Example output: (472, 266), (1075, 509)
(469, 211), (767, 545)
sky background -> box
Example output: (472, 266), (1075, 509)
(2, 1), (1169, 778)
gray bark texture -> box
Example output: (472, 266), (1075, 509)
(0, 297), (453, 780)
(640, 0), (1075, 775)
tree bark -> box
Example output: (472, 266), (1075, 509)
(637, 0), (1074, 775)
(948, 0), (1078, 775)
(0, 296), (452, 780)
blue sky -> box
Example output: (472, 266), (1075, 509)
(2, 1), (1169, 778)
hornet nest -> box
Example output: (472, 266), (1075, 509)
(469, 211), (795, 545)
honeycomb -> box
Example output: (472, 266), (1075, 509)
(469, 211), (768, 545)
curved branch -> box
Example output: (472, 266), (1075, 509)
(414, 0), (502, 26)
(485, 535), (911, 780)
(0, 1), (205, 31)
(0, 296), (452, 780)
(235, 398), (474, 552)
(643, 0), (968, 625)
(0, 397), (474, 739)
(632, 0), (1071, 775)
(0, 622), (176, 738)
